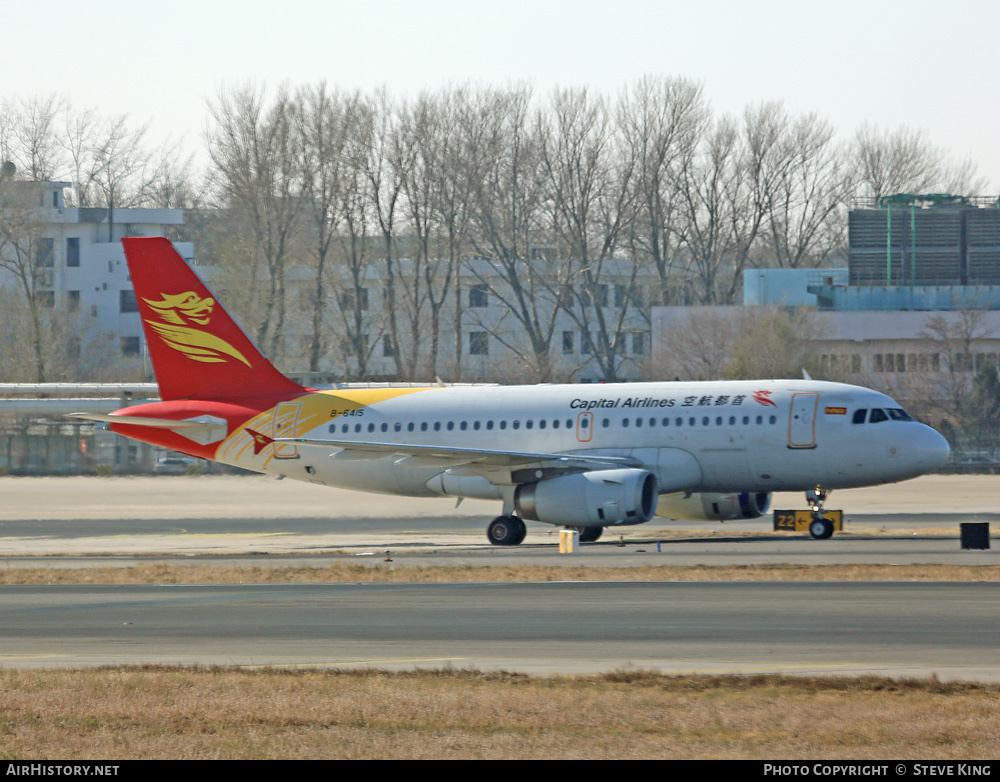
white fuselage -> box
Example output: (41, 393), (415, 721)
(236, 379), (950, 500)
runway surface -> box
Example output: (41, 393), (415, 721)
(4, 582), (999, 680)
(1, 474), (999, 679)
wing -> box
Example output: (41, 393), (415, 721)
(274, 436), (641, 470)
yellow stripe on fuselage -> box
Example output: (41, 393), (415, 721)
(215, 387), (438, 469)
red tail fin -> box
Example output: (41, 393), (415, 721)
(122, 237), (305, 401)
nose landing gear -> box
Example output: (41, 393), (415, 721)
(807, 486), (834, 540)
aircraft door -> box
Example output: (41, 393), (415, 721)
(576, 411), (593, 443)
(271, 401), (302, 458)
(788, 392), (819, 448)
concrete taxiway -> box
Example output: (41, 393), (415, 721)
(0, 473), (998, 561)
(1, 474), (998, 679)
(3, 582), (999, 681)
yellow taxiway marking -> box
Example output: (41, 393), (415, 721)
(237, 657), (467, 670)
(0, 533), (293, 541)
(660, 662), (866, 674)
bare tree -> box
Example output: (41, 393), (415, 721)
(294, 83), (357, 372)
(675, 115), (740, 304)
(399, 92), (455, 379)
(723, 307), (820, 380)
(356, 90), (425, 379)
(852, 124), (987, 201)
(764, 113), (850, 269)
(0, 95), (66, 182)
(655, 308), (738, 381)
(465, 85), (563, 381)
(0, 180), (66, 381)
(618, 75), (707, 306)
(433, 87), (484, 379)
(921, 308), (995, 419)
(207, 84), (304, 361)
(537, 87), (639, 381)
(853, 124), (941, 201)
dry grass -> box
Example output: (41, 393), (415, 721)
(1, 667), (998, 759)
(1, 562), (999, 585)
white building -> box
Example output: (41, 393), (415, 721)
(0, 181), (192, 372)
(260, 257), (653, 384)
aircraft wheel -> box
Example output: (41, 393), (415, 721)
(809, 517), (834, 540)
(487, 515), (527, 546)
(578, 527), (603, 543)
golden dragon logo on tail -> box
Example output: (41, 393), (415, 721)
(142, 291), (252, 367)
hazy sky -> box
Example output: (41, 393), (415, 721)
(7, 0), (999, 188)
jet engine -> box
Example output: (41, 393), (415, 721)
(655, 491), (772, 522)
(515, 468), (659, 527)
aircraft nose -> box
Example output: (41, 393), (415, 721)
(916, 425), (951, 469)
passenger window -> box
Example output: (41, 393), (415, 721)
(852, 409), (867, 424)
(342, 424), (349, 434)
(486, 421), (494, 430)
(702, 416), (709, 426)
(434, 422), (441, 431)
(635, 417), (642, 427)
(869, 408), (888, 424)
(500, 421), (507, 430)
(368, 423), (375, 433)
(623, 418), (630, 428)
(689, 417), (696, 426)
(769, 416), (776, 424)
(715, 416), (722, 425)
(421, 422), (428, 432)
(473, 421), (480, 430)
(526, 420), (533, 429)
(381, 423), (388, 433)
(447, 422), (454, 431)
(649, 417), (656, 427)
(460, 421), (467, 430)
(675, 417), (682, 426)
(539, 420), (546, 430)
(512, 420), (520, 430)
(553, 420), (560, 429)
(662, 418), (670, 426)
(602, 419), (610, 428)
(729, 416), (735, 425)
(355, 424), (362, 433)
(756, 416), (762, 424)
(581, 418), (589, 429)
(407, 423), (414, 432)
(742, 416), (749, 425)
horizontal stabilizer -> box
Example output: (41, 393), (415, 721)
(67, 413), (227, 445)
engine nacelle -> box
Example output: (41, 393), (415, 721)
(655, 491), (772, 522)
(515, 468), (659, 527)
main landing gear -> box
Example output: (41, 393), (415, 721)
(484, 517), (606, 546)
(487, 515), (527, 546)
(807, 486), (834, 540)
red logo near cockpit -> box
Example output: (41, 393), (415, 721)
(752, 390), (777, 407)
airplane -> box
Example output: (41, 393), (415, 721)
(70, 237), (951, 544)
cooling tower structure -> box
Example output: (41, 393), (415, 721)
(849, 195), (1000, 287)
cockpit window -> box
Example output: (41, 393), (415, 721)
(852, 409), (867, 424)
(869, 408), (888, 423)
(886, 408), (913, 421)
